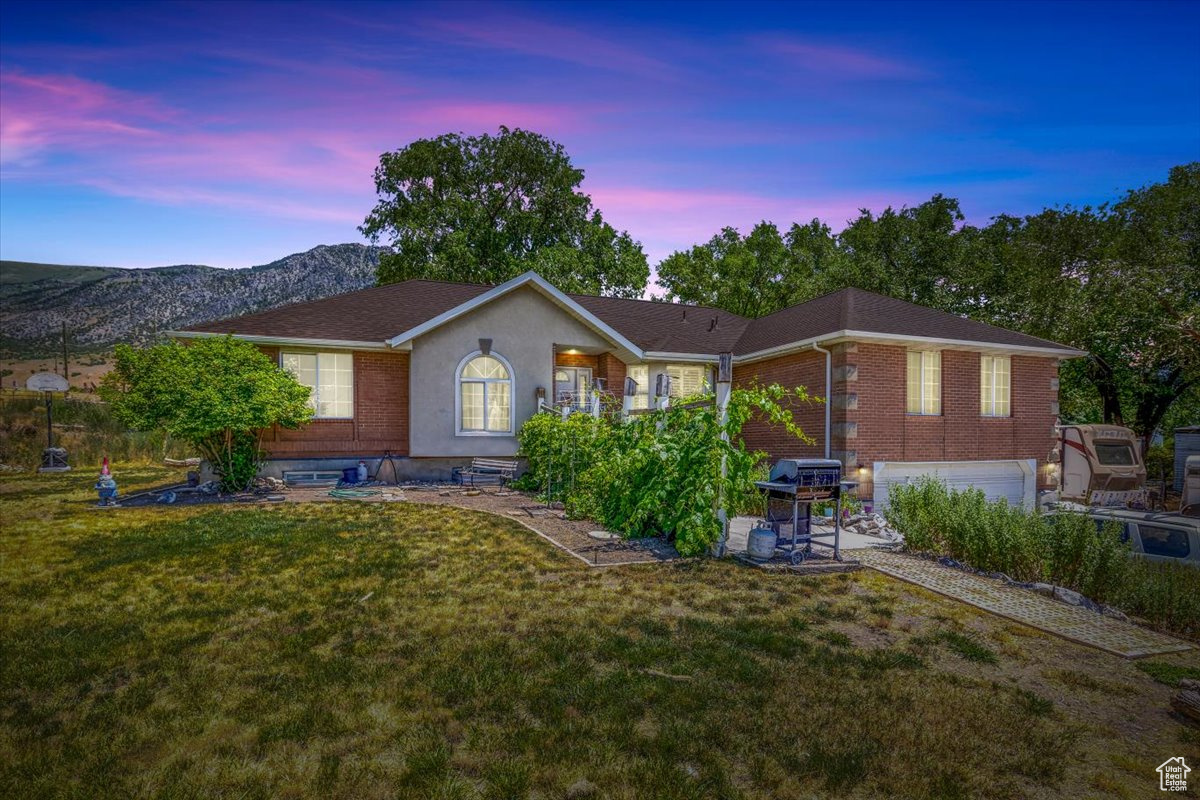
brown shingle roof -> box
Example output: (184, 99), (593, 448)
(184, 279), (490, 342)
(732, 287), (1075, 355)
(182, 276), (1076, 356)
(570, 294), (750, 353)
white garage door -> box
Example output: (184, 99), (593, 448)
(873, 459), (1036, 510)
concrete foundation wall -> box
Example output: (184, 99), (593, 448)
(252, 455), (527, 483)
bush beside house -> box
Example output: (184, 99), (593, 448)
(887, 477), (1200, 638)
(517, 384), (815, 556)
(100, 336), (312, 491)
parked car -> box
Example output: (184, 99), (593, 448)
(1050, 507), (1200, 568)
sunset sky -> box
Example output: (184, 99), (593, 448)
(2, 0), (1197, 271)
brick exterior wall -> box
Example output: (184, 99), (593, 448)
(733, 349), (828, 460)
(596, 352), (627, 398)
(258, 346), (410, 458)
(554, 351), (627, 399)
(734, 341), (1060, 499)
(554, 352), (599, 371)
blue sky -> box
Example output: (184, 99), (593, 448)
(1, 0), (1197, 270)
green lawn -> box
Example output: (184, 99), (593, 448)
(1, 468), (1196, 799)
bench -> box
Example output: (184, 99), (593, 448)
(454, 458), (519, 488)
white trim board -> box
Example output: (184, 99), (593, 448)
(735, 330), (1084, 364)
(166, 330), (389, 350)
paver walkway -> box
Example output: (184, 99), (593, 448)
(854, 548), (1194, 658)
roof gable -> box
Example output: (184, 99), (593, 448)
(385, 271), (645, 359)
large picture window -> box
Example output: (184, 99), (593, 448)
(281, 352), (353, 418)
(980, 355), (1011, 417)
(457, 352), (513, 434)
(906, 351), (941, 415)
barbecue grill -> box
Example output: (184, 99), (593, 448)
(755, 458), (843, 564)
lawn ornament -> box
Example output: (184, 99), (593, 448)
(95, 457), (118, 506)
(357, 461), (368, 483)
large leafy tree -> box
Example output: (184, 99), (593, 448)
(652, 165), (1200, 446)
(361, 127), (648, 296)
(656, 220), (840, 316)
(100, 337), (312, 491)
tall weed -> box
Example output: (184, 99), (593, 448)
(886, 477), (1199, 637)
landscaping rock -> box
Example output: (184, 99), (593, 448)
(1100, 605), (1129, 621)
(1053, 587), (1085, 606)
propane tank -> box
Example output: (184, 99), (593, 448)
(95, 457), (118, 506)
(357, 461), (368, 483)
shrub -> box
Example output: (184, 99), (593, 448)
(99, 337), (312, 492)
(887, 477), (1130, 599)
(517, 383), (816, 556)
(885, 477), (1200, 637)
(1114, 560), (1200, 638)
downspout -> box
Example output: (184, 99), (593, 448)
(811, 342), (832, 459)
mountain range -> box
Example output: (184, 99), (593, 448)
(0, 244), (385, 354)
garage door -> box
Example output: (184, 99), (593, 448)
(873, 459), (1036, 510)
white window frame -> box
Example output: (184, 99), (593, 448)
(280, 351), (354, 420)
(455, 350), (514, 436)
(666, 364), (712, 399)
(906, 350), (941, 416)
(980, 355), (1011, 417)
(628, 365), (650, 410)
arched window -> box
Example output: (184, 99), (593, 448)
(456, 352), (513, 434)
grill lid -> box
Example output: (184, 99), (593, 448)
(768, 458), (843, 482)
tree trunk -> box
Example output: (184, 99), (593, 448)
(1088, 357), (1124, 425)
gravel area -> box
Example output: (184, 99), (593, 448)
(285, 483), (682, 567)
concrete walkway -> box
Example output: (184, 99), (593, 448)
(853, 548), (1194, 658)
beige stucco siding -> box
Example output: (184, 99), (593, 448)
(408, 287), (612, 457)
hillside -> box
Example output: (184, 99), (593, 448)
(0, 244), (385, 354)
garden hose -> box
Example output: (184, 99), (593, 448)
(327, 488), (382, 499)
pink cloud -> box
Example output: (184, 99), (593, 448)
(0, 70), (172, 165)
